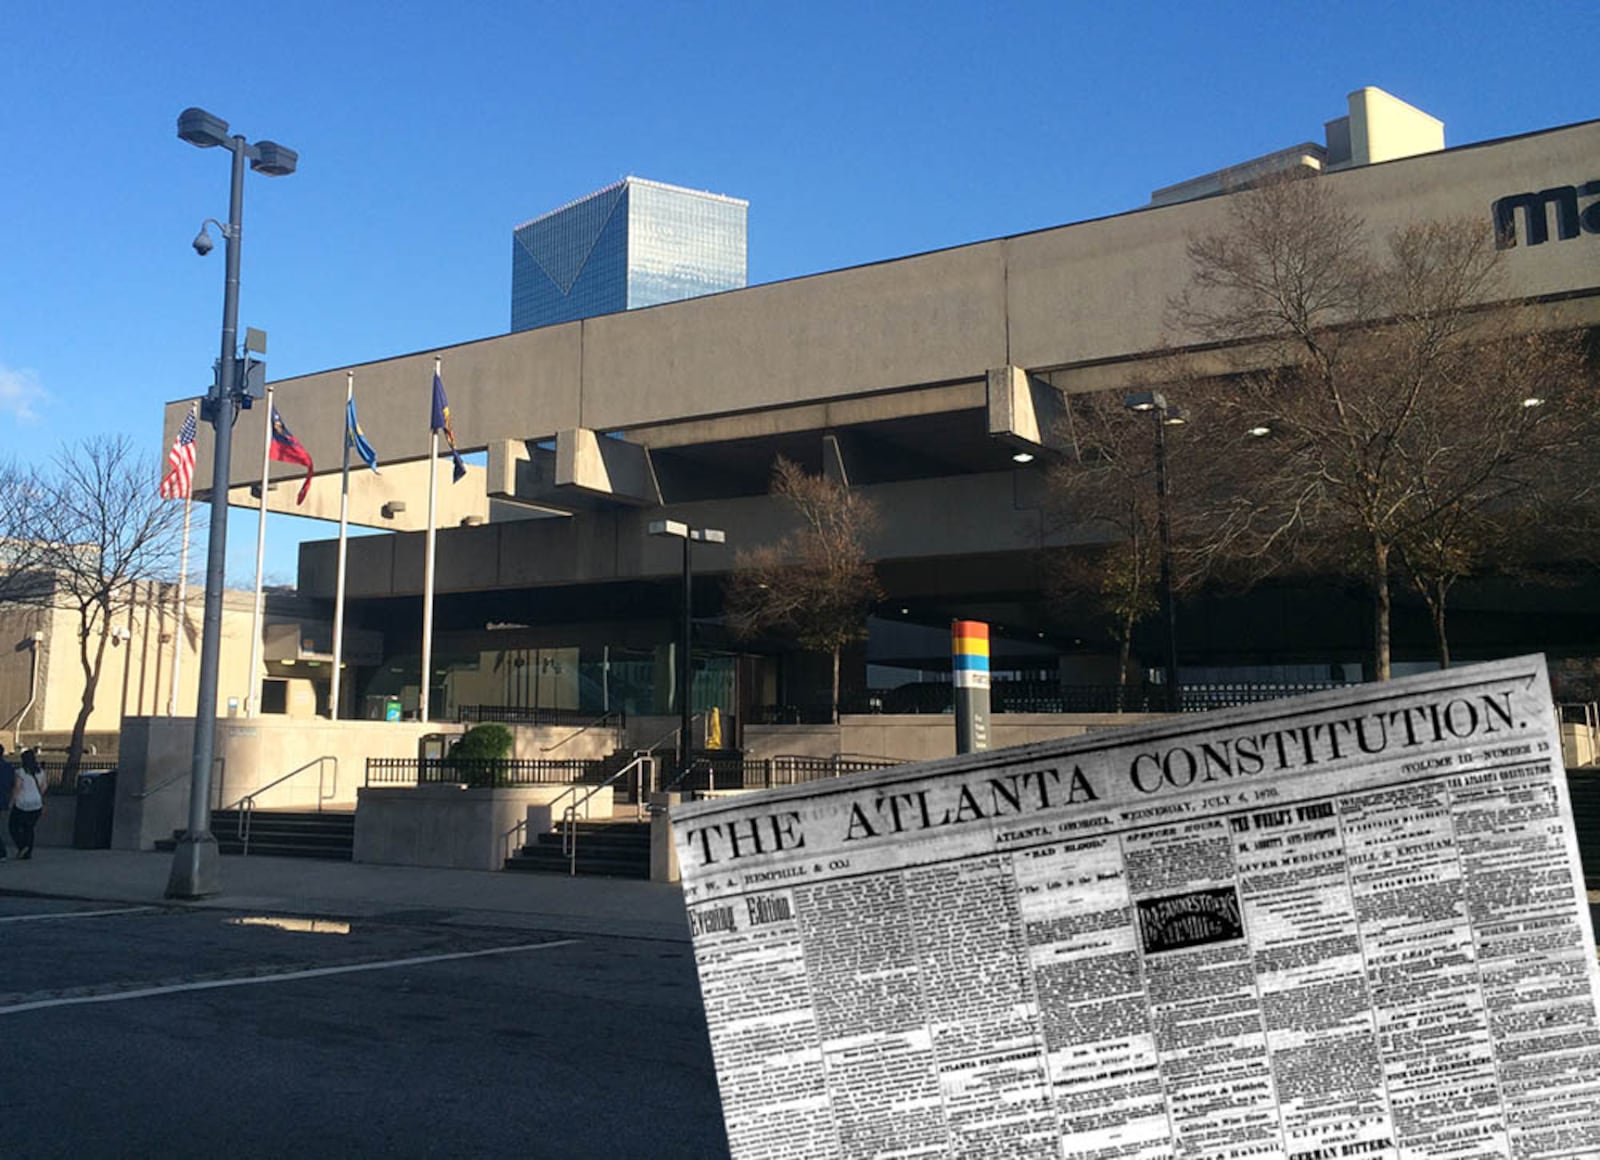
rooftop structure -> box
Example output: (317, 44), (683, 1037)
(1149, 86), (1445, 206)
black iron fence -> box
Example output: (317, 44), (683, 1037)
(668, 754), (902, 793)
(365, 756), (606, 789)
(28, 756), (118, 795)
(754, 680), (1351, 722)
(457, 705), (626, 728)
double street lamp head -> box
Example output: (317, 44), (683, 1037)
(1123, 390), (1187, 425)
(648, 519), (726, 545)
(177, 107), (298, 175)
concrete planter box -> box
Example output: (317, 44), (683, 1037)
(355, 784), (597, 871)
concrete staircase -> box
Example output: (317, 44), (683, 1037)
(156, 809), (355, 861)
(504, 819), (652, 879)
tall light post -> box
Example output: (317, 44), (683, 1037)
(648, 519), (725, 783)
(1124, 390), (1185, 715)
(167, 108), (297, 900)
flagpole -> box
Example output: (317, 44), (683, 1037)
(331, 370), (354, 720)
(168, 490), (194, 716)
(246, 384), (274, 717)
(421, 356), (441, 723)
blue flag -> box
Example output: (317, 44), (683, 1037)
(346, 397), (380, 474)
(430, 373), (466, 483)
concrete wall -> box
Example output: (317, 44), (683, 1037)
(112, 716), (198, 851)
(743, 713), (1165, 765)
(0, 603), (49, 741)
(355, 785), (562, 871)
(509, 723), (621, 761)
(211, 718), (465, 811)
(112, 716), (462, 850)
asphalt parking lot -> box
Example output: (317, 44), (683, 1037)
(3, 896), (730, 1159)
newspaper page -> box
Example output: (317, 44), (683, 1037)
(673, 656), (1600, 1160)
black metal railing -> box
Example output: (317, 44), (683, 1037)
(745, 703), (839, 726)
(668, 754), (902, 792)
(1175, 682), (1347, 711)
(457, 705), (623, 728)
(32, 756), (118, 795)
(754, 680), (1354, 721)
(365, 756), (606, 789)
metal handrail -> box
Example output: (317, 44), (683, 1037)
(559, 752), (654, 877)
(503, 816), (528, 864)
(222, 756), (338, 856)
(638, 711), (705, 759)
(767, 752), (901, 768)
(541, 708), (626, 753)
(134, 755), (223, 801)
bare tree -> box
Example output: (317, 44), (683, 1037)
(724, 457), (882, 722)
(1174, 174), (1598, 679)
(5, 437), (186, 775)
(1044, 391), (1180, 701)
(0, 459), (54, 600)
(1040, 545), (1156, 707)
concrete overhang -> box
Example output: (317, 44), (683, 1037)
(986, 365), (1071, 458)
(217, 457), (488, 532)
(485, 435), (658, 514)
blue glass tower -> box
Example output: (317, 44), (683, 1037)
(512, 177), (748, 332)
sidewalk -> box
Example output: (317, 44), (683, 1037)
(0, 847), (691, 942)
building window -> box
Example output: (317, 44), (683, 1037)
(260, 679), (289, 715)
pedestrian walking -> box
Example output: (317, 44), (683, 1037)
(9, 747), (45, 860)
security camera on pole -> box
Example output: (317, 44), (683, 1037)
(167, 108), (296, 900)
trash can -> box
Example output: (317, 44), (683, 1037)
(72, 769), (117, 849)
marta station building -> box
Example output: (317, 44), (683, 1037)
(156, 88), (1600, 743)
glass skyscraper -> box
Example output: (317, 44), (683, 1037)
(511, 177), (748, 332)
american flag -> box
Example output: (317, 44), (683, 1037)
(159, 402), (199, 500)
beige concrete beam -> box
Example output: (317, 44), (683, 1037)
(221, 457), (487, 532)
(622, 380), (986, 449)
(555, 428), (661, 506)
(986, 365), (1069, 452)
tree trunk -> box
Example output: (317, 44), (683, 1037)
(1116, 610), (1136, 712)
(830, 646), (841, 725)
(1372, 537), (1392, 681)
(68, 612), (112, 780)
(1430, 581), (1451, 670)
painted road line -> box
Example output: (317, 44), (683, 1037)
(0, 938), (581, 1016)
(0, 906), (160, 924)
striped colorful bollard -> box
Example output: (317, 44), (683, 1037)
(952, 620), (991, 753)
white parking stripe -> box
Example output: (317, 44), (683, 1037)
(0, 938), (581, 1016)
(0, 906), (159, 924)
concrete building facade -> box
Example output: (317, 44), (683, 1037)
(160, 94), (1600, 737)
(0, 584), (369, 753)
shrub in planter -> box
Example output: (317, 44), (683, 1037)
(445, 724), (514, 787)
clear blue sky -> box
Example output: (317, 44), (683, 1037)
(2, 0), (1595, 586)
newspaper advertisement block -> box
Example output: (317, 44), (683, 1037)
(673, 656), (1600, 1159)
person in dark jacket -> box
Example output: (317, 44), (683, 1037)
(0, 743), (12, 860)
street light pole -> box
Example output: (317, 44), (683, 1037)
(679, 533), (692, 780)
(168, 108), (296, 900)
(1125, 391), (1184, 715)
(647, 520), (726, 784)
